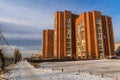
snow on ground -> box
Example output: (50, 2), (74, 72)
(39, 59), (120, 79)
(41, 73), (111, 80)
(2, 60), (115, 80)
(3, 62), (23, 80)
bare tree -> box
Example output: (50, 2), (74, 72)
(14, 48), (22, 64)
(0, 49), (5, 70)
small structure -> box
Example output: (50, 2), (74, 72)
(115, 42), (120, 56)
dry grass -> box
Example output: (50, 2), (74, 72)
(0, 68), (10, 74)
(0, 63), (15, 75)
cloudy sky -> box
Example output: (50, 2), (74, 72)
(0, 0), (120, 57)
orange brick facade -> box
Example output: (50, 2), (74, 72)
(54, 10), (79, 59)
(42, 10), (115, 59)
(42, 30), (54, 58)
(76, 11), (115, 59)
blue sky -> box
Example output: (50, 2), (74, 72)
(0, 0), (120, 57)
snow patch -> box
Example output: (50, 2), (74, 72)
(3, 61), (113, 80)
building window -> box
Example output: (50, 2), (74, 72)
(67, 35), (70, 39)
(78, 30), (80, 34)
(67, 48), (71, 51)
(67, 27), (70, 29)
(96, 18), (103, 55)
(66, 18), (71, 56)
(98, 45), (102, 49)
(81, 25), (84, 28)
(78, 37), (80, 41)
(67, 43), (70, 47)
(82, 43), (84, 46)
(76, 21), (85, 56)
(66, 30), (70, 34)
(98, 40), (102, 44)
(82, 51), (85, 54)
(82, 36), (84, 40)
(66, 18), (71, 25)
(78, 43), (80, 46)
(96, 18), (101, 24)
(98, 34), (102, 39)
(97, 29), (101, 33)
(97, 24), (100, 29)
(76, 24), (81, 56)
(82, 46), (85, 50)
(99, 51), (103, 53)
(96, 18), (101, 29)
(81, 31), (84, 35)
(67, 39), (70, 42)
(80, 21), (84, 26)
(80, 21), (84, 31)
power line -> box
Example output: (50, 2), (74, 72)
(0, 32), (14, 50)
(0, 25), (14, 51)
(0, 28), (14, 58)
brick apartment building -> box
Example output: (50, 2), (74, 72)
(42, 30), (54, 58)
(42, 10), (115, 59)
(76, 11), (115, 59)
(54, 10), (79, 59)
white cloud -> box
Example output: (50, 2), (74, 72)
(25, 46), (41, 50)
(0, 1), (54, 29)
(4, 33), (42, 40)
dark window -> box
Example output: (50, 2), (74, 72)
(98, 40), (102, 44)
(78, 43), (80, 46)
(82, 36), (84, 40)
(97, 29), (101, 33)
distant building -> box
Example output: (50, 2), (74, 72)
(76, 11), (115, 59)
(54, 10), (79, 59)
(34, 51), (43, 57)
(115, 42), (120, 51)
(42, 30), (54, 58)
(115, 42), (120, 56)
